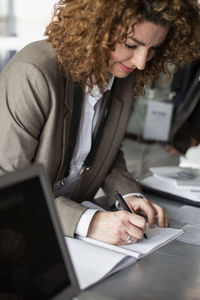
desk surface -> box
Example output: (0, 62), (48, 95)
(80, 195), (200, 300)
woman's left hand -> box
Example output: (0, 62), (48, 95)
(124, 195), (169, 228)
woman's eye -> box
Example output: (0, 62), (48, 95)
(147, 47), (159, 59)
(151, 47), (157, 51)
(150, 46), (160, 52)
(124, 43), (137, 49)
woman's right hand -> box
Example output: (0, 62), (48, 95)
(87, 210), (146, 245)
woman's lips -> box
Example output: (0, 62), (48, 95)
(119, 63), (134, 73)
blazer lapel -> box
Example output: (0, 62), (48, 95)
(92, 90), (111, 139)
(56, 80), (84, 180)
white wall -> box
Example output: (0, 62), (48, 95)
(14, 0), (56, 40)
(0, 0), (57, 51)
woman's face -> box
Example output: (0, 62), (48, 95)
(108, 21), (169, 78)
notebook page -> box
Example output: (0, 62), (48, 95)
(79, 225), (183, 259)
(121, 225), (183, 257)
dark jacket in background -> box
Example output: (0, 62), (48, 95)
(170, 60), (200, 153)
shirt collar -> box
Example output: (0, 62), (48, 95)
(86, 76), (115, 101)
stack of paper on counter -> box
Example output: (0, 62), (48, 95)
(140, 166), (200, 204)
(150, 166), (200, 190)
(65, 201), (183, 289)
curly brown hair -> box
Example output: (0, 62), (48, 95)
(45, 0), (200, 94)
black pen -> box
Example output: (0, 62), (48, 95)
(114, 191), (147, 239)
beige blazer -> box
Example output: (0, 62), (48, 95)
(0, 40), (141, 236)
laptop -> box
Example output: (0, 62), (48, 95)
(0, 164), (81, 300)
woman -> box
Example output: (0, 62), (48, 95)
(0, 0), (200, 245)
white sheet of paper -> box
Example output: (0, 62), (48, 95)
(143, 100), (173, 141)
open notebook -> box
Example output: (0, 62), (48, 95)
(65, 201), (183, 289)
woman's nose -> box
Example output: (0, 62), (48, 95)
(130, 49), (148, 70)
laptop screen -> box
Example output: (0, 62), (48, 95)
(0, 166), (79, 300)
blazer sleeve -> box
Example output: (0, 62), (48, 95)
(0, 59), (89, 237)
(0, 60), (49, 173)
